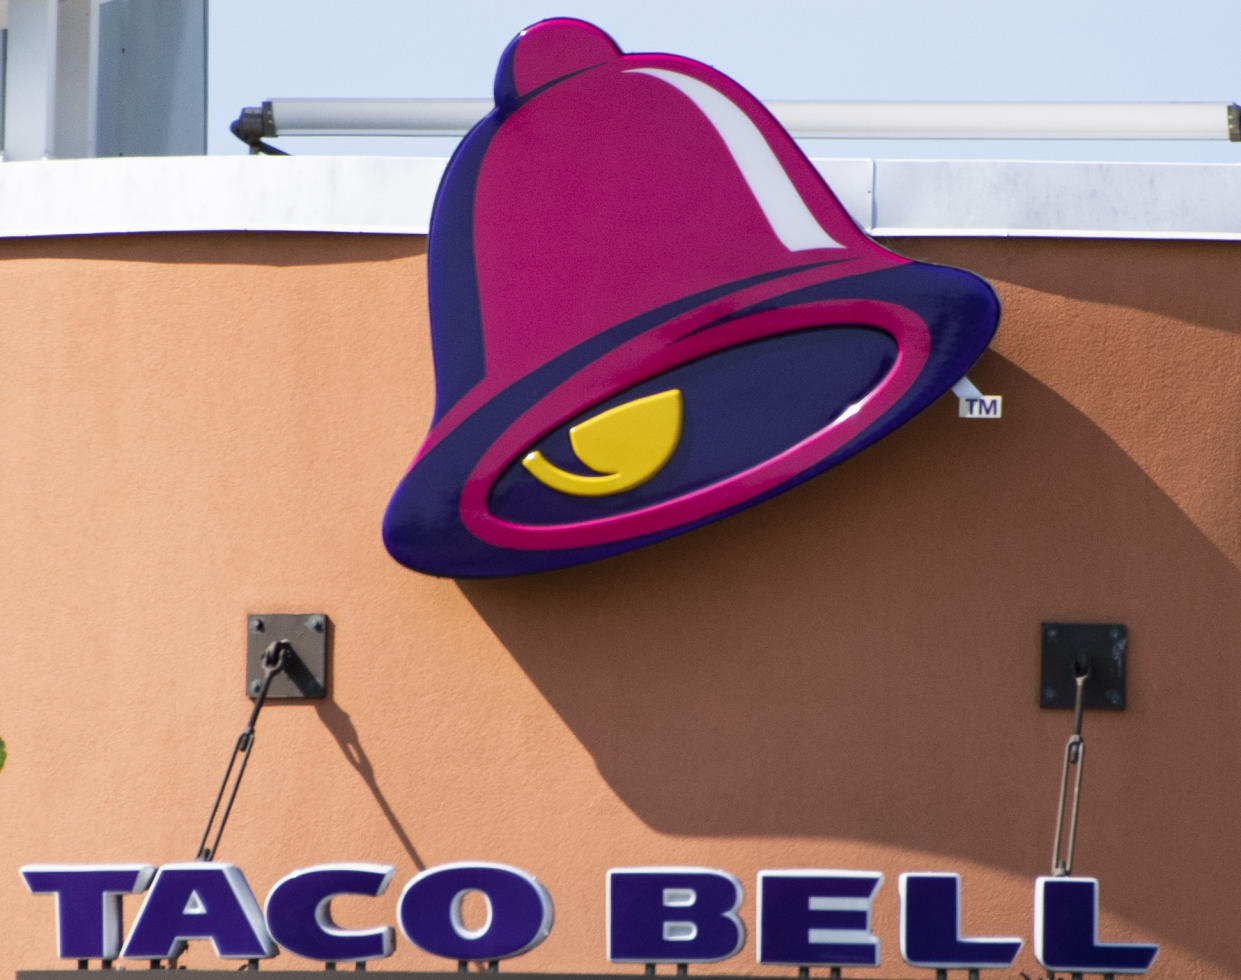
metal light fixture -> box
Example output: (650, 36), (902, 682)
(232, 97), (1241, 152)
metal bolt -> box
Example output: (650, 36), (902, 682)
(1042, 686), (1058, 704)
(1109, 627), (1121, 640)
(1105, 689), (1122, 707)
(249, 618), (264, 632)
(1046, 627), (1058, 639)
(306, 615), (325, 633)
(248, 680), (261, 697)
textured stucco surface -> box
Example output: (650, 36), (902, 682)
(1, 232), (1238, 980)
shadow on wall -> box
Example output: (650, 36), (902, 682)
(908, 237), (1241, 336)
(315, 700), (427, 872)
(459, 352), (1241, 975)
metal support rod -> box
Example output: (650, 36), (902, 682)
(194, 641), (288, 862)
(1052, 663), (1090, 875)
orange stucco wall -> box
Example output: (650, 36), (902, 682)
(2, 231), (1239, 980)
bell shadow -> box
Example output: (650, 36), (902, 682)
(459, 352), (1241, 975)
(891, 237), (1241, 335)
(315, 699), (426, 871)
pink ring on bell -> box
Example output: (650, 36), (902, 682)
(459, 298), (931, 552)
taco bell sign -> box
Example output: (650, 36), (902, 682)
(22, 862), (1157, 973)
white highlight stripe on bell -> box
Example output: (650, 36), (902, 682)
(626, 68), (845, 252)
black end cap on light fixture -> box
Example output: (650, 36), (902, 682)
(230, 102), (288, 155)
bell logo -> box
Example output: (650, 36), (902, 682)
(383, 18), (1000, 577)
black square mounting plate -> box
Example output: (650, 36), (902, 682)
(246, 613), (329, 699)
(1040, 622), (1125, 710)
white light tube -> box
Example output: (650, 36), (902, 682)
(259, 98), (1241, 142)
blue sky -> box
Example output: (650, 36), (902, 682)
(207, 0), (1241, 162)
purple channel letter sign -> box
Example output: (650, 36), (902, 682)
(23, 862), (1157, 972)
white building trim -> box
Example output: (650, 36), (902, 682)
(1, 154), (1240, 241)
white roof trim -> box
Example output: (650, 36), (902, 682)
(0, 155), (445, 237)
(1, 154), (1240, 240)
(870, 159), (1241, 239)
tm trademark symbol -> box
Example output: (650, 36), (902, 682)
(959, 394), (1002, 419)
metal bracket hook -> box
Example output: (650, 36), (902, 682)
(1040, 622), (1126, 711)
